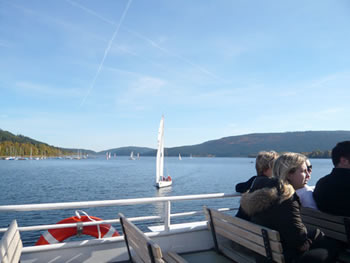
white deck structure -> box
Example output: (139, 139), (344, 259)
(0, 193), (240, 263)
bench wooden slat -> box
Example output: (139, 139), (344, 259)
(214, 223), (284, 263)
(163, 251), (188, 263)
(120, 213), (163, 262)
(302, 215), (346, 233)
(119, 213), (187, 263)
(204, 207), (285, 263)
(211, 216), (283, 253)
(300, 207), (350, 244)
(304, 223), (348, 243)
(208, 208), (281, 242)
(0, 220), (22, 263)
(123, 220), (156, 261)
(220, 241), (255, 263)
(301, 208), (345, 224)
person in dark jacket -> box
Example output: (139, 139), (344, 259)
(235, 151), (279, 193)
(313, 141), (350, 216)
(240, 153), (337, 263)
(235, 151), (279, 220)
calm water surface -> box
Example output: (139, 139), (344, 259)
(0, 157), (333, 245)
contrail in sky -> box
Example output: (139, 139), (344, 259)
(66, 0), (222, 82)
(78, 0), (132, 106)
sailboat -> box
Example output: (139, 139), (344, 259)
(178, 153), (182, 161)
(129, 151), (136, 160)
(155, 116), (172, 188)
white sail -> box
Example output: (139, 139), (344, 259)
(130, 151), (135, 160)
(156, 116), (172, 188)
(156, 116), (164, 183)
(179, 153), (182, 161)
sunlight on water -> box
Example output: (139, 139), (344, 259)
(0, 157), (333, 245)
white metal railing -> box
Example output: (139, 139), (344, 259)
(0, 193), (241, 234)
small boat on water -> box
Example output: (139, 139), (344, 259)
(129, 151), (136, 160)
(155, 116), (172, 188)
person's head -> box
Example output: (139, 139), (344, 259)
(331, 141), (350, 168)
(273, 152), (310, 190)
(255, 151), (279, 177)
(305, 158), (312, 175)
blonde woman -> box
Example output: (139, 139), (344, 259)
(240, 153), (337, 263)
(235, 151), (279, 193)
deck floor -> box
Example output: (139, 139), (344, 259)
(181, 250), (234, 263)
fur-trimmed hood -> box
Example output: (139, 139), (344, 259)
(240, 178), (295, 216)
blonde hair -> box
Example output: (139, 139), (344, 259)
(273, 152), (307, 184)
(255, 151), (279, 176)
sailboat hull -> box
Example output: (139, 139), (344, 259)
(156, 180), (172, 188)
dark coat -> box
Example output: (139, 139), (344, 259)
(240, 178), (313, 263)
(313, 168), (350, 216)
(235, 175), (258, 193)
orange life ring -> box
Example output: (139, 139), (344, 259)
(35, 215), (119, 245)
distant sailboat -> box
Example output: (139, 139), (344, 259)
(137, 153), (140, 160)
(178, 153), (182, 161)
(129, 151), (136, 160)
(155, 116), (172, 188)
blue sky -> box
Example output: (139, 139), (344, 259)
(1, 0), (350, 152)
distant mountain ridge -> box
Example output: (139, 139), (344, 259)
(99, 146), (154, 156)
(164, 131), (350, 157)
(1, 129), (350, 157)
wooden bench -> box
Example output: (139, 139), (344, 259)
(301, 207), (350, 263)
(203, 206), (285, 263)
(119, 213), (187, 263)
(0, 220), (23, 263)
(301, 207), (350, 244)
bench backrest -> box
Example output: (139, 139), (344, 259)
(119, 213), (164, 263)
(301, 207), (350, 244)
(204, 207), (285, 263)
(0, 220), (22, 263)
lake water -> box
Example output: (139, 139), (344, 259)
(0, 157), (333, 245)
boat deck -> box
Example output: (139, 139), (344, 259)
(181, 250), (234, 263)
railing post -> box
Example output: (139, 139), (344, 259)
(164, 201), (171, 232)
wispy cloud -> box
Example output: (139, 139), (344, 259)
(308, 71), (350, 90)
(65, 0), (115, 25)
(15, 81), (81, 97)
(66, 0), (223, 81)
(80, 0), (133, 106)
(131, 76), (166, 94)
(116, 76), (166, 108)
(103, 65), (142, 77)
(0, 40), (11, 48)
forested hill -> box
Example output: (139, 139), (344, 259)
(164, 131), (350, 157)
(2, 129), (350, 158)
(0, 129), (81, 156)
